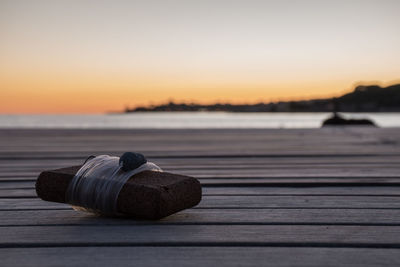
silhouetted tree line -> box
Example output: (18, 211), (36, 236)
(126, 83), (400, 113)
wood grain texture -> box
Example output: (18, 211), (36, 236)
(3, 186), (400, 198)
(1, 225), (400, 247)
(2, 247), (400, 267)
(2, 195), (400, 210)
(2, 209), (400, 226)
(1, 128), (400, 266)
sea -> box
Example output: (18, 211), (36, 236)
(0, 112), (399, 129)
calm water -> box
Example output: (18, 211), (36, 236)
(0, 112), (399, 129)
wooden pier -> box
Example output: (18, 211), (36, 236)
(1, 128), (400, 266)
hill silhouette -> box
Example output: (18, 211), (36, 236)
(125, 83), (400, 113)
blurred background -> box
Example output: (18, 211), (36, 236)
(1, 0), (399, 128)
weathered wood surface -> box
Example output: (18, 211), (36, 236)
(2, 225), (400, 247)
(3, 247), (399, 267)
(3, 186), (400, 198)
(0, 128), (400, 266)
(2, 209), (400, 226)
(2, 195), (400, 210)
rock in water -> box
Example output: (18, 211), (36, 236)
(322, 113), (376, 127)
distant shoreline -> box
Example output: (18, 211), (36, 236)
(124, 83), (400, 113)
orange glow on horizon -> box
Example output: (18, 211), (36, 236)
(1, 1), (399, 114)
(1, 61), (399, 114)
(1, 73), (399, 114)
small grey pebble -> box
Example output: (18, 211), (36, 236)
(119, 152), (147, 171)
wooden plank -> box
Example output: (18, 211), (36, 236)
(172, 169), (400, 177)
(0, 199), (70, 210)
(199, 178), (400, 185)
(0, 181), (35, 189)
(199, 195), (400, 208)
(2, 195), (400, 210)
(2, 159), (400, 167)
(0, 145), (399, 157)
(3, 151), (399, 159)
(202, 186), (400, 196)
(2, 247), (400, 267)
(0, 169), (400, 179)
(1, 209), (400, 226)
(3, 186), (400, 198)
(1, 225), (400, 247)
(2, 158), (400, 177)
(3, 177), (400, 188)
(2, 158), (399, 169)
(1, 128), (399, 157)
(0, 189), (36, 198)
(1, 157), (399, 170)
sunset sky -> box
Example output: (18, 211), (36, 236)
(1, 0), (399, 114)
